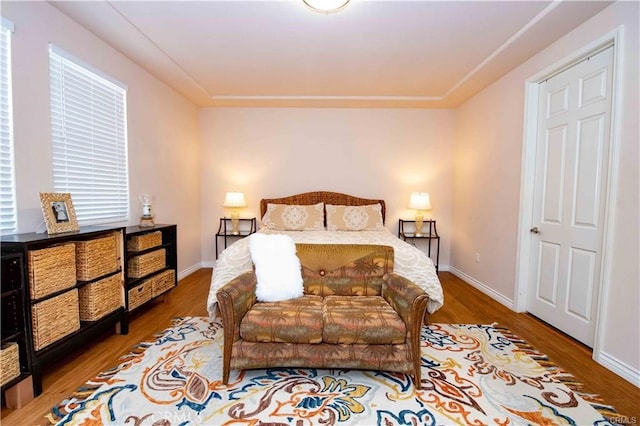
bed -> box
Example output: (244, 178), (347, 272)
(207, 191), (444, 317)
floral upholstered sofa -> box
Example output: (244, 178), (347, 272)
(216, 243), (430, 387)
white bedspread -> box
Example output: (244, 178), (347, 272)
(207, 229), (444, 316)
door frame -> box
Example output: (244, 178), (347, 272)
(514, 27), (623, 361)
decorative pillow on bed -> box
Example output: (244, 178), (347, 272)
(261, 202), (325, 231)
(249, 233), (304, 302)
(326, 204), (384, 231)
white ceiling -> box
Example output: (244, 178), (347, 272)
(50, 0), (613, 108)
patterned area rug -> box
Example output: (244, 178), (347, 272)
(48, 317), (617, 425)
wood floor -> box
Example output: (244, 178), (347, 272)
(2, 270), (638, 424)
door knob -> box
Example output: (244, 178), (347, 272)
(530, 226), (540, 234)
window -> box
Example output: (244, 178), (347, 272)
(0, 17), (16, 235)
(49, 44), (129, 226)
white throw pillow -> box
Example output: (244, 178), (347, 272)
(249, 233), (304, 302)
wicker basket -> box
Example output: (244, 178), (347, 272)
(128, 282), (152, 311)
(75, 234), (119, 281)
(28, 243), (76, 299)
(31, 289), (80, 351)
(151, 269), (176, 298)
(0, 342), (20, 386)
(127, 231), (162, 252)
(79, 274), (124, 321)
(128, 249), (165, 278)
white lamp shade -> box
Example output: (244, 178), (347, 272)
(223, 192), (247, 208)
(408, 192), (432, 210)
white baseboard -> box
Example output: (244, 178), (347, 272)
(448, 266), (515, 310)
(438, 264), (450, 272)
(201, 261), (216, 269)
(177, 262), (205, 281)
(596, 350), (640, 387)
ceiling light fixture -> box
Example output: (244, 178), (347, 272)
(303, 0), (350, 14)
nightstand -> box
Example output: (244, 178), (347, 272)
(215, 217), (257, 259)
(398, 219), (440, 273)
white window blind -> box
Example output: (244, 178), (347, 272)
(0, 17), (17, 235)
(49, 44), (129, 225)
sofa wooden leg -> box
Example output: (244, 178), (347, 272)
(414, 370), (423, 389)
(222, 365), (230, 385)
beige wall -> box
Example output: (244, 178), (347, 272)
(3, 1), (202, 275)
(452, 1), (639, 383)
(200, 108), (455, 266)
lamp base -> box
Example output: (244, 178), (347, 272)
(139, 216), (155, 228)
(230, 210), (240, 235)
(415, 211), (424, 237)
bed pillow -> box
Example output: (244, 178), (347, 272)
(249, 233), (304, 302)
(261, 202), (325, 231)
(326, 204), (384, 231)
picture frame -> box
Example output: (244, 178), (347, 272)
(39, 192), (80, 234)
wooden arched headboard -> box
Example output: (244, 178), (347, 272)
(260, 191), (386, 223)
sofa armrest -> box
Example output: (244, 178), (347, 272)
(217, 271), (257, 384)
(382, 273), (430, 327)
(216, 271), (257, 341)
(383, 272), (429, 387)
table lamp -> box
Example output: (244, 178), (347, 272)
(408, 192), (431, 237)
(223, 192), (247, 235)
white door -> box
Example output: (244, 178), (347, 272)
(527, 46), (614, 347)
